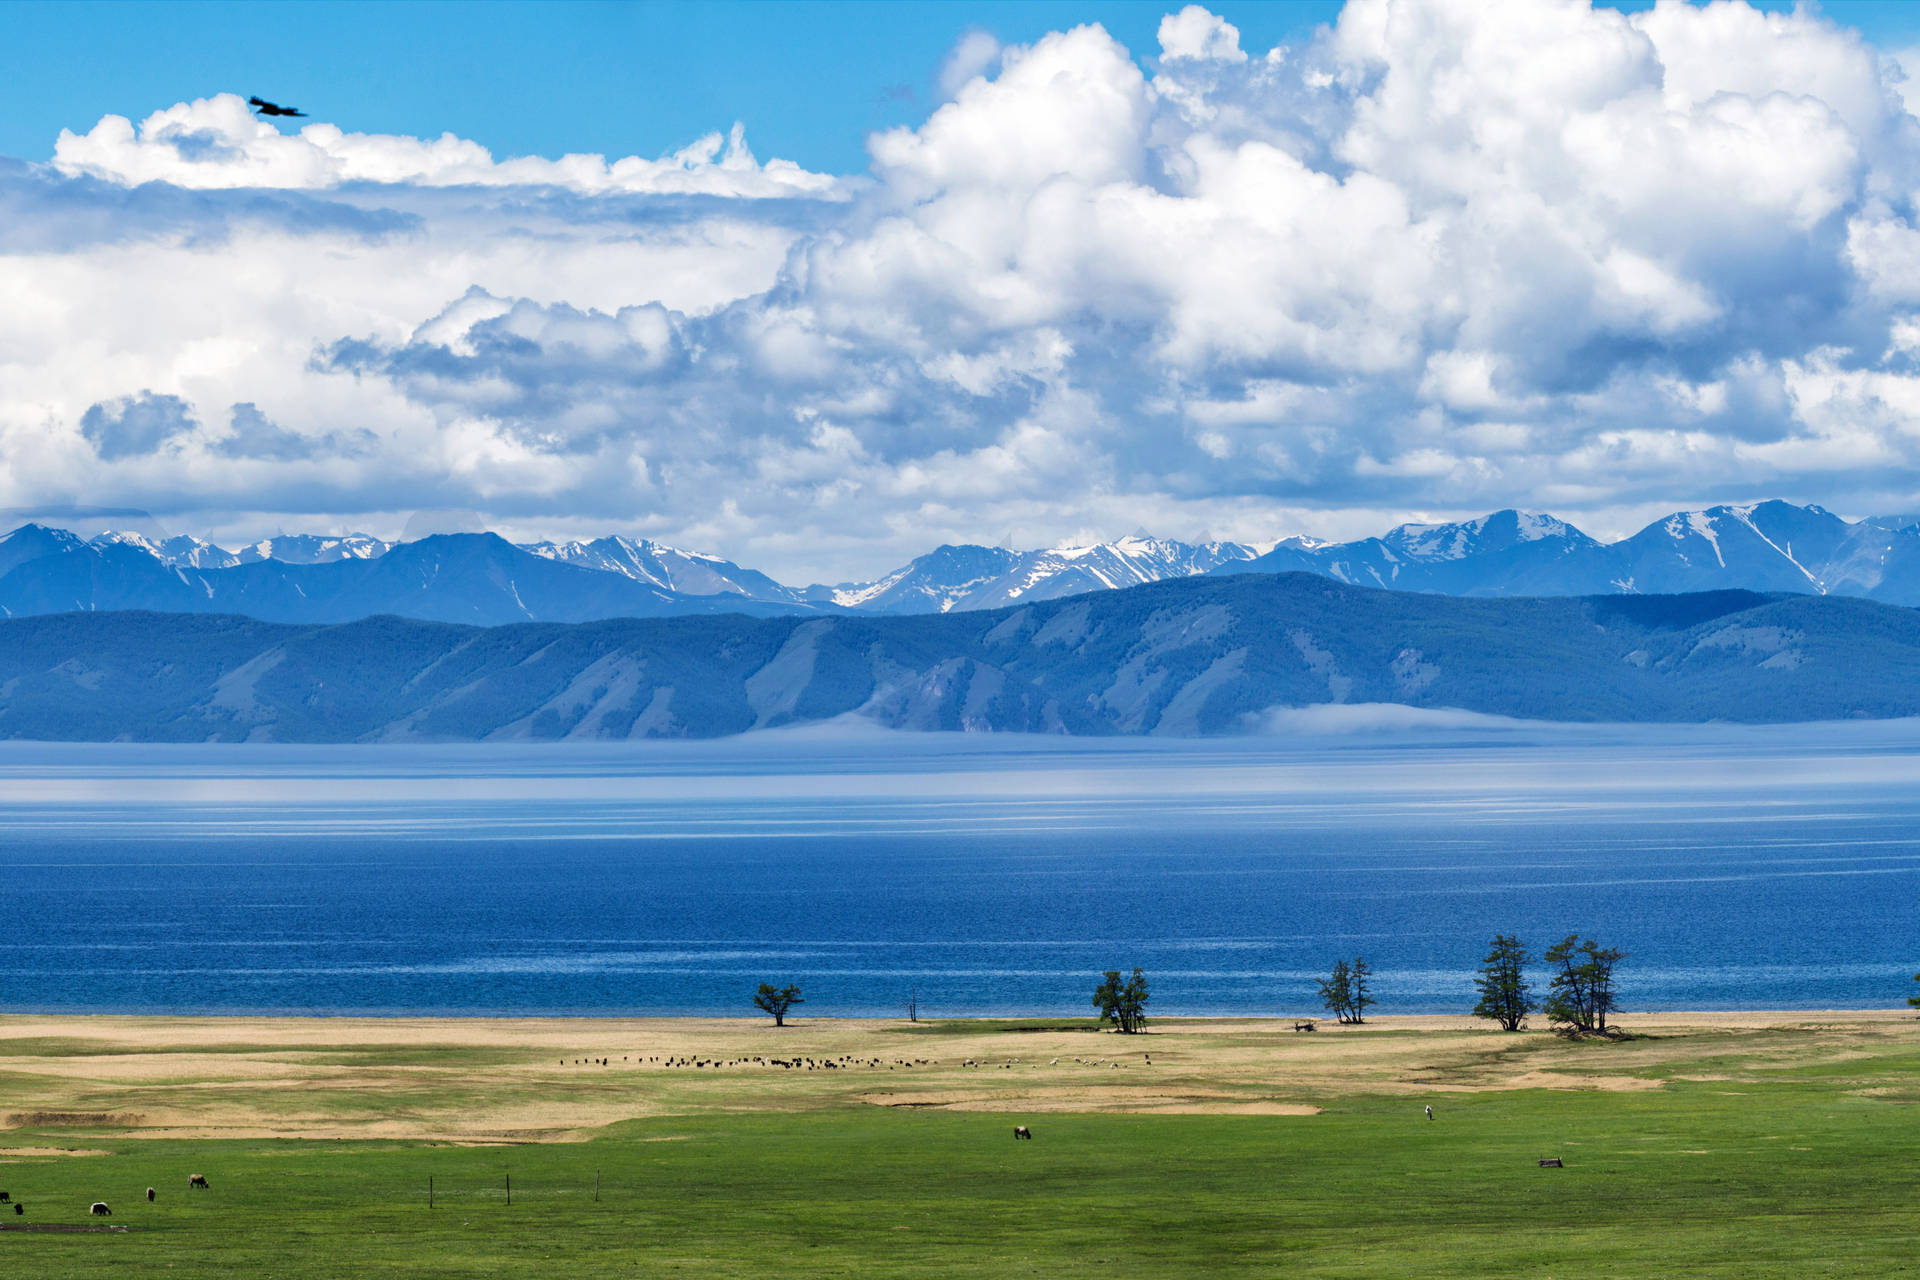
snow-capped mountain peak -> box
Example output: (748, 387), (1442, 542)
(237, 533), (391, 565)
(1382, 509), (1585, 562)
(520, 535), (808, 605)
(812, 536), (1260, 614)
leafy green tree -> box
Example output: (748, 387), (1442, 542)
(1473, 934), (1536, 1032)
(753, 982), (804, 1027)
(1352, 956), (1374, 1023)
(1317, 957), (1374, 1024)
(1317, 959), (1351, 1023)
(1542, 935), (1626, 1035)
(1093, 968), (1150, 1033)
(1909, 974), (1920, 1013)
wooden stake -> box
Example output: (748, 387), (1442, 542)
(506, 1173), (511, 1206)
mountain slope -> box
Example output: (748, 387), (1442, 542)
(3, 573), (1917, 742)
(521, 535), (811, 607)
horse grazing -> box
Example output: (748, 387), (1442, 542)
(188, 1174), (209, 1190)
(90, 1202), (112, 1216)
(1013, 1125), (1033, 1140)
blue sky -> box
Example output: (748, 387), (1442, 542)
(7, 0), (1916, 176)
(11, 0), (1920, 577)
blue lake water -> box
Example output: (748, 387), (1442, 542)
(3, 720), (1919, 1017)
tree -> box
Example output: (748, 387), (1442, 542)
(905, 986), (920, 1023)
(1542, 935), (1626, 1035)
(1473, 934), (1536, 1032)
(1909, 973), (1920, 1014)
(1351, 956), (1374, 1024)
(1317, 957), (1374, 1025)
(753, 982), (803, 1027)
(1093, 968), (1150, 1033)
(1317, 959), (1351, 1023)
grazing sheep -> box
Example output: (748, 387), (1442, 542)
(1013, 1125), (1033, 1140)
(188, 1174), (208, 1190)
(91, 1202), (112, 1216)
(146, 1187), (156, 1202)
(0, 1191), (9, 1203)
(1425, 1105), (1434, 1121)
(12, 1203), (20, 1215)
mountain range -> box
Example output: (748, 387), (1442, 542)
(1227, 502), (1920, 599)
(5, 499), (1920, 626)
(4, 573), (1917, 742)
(0, 526), (807, 627)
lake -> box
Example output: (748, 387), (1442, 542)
(3, 717), (1918, 1017)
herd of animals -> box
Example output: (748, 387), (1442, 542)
(555, 1052), (1150, 1071)
(0, 1172), (207, 1222)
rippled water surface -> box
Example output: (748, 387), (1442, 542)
(4, 722), (1919, 1016)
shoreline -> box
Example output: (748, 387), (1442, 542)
(3, 1008), (1913, 1032)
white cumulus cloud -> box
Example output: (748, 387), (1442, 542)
(10, 1), (1920, 583)
(54, 93), (843, 198)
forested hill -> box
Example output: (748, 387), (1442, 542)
(2, 573), (1917, 741)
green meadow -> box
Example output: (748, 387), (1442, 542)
(1, 1013), (1916, 1277)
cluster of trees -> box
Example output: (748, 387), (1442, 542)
(1294, 935), (1625, 1035)
(1093, 968), (1150, 1033)
(1472, 934), (1627, 1034)
(1316, 957), (1375, 1024)
(754, 953), (1920, 1032)
(758, 952), (1920, 1031)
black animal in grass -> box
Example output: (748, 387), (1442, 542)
(189, 1173), (209, 1190)
(90, 1201), (111, 1216)
(147, 1186), (156, 1202)
(1013, 1125), (1032, 1140)
(248, 95), (306, 118)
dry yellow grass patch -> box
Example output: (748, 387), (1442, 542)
(0, 1011), (1909, 1144)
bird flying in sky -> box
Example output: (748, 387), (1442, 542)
(248, 96), (306, 118)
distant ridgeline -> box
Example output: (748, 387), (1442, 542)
(1, 574), (1917, 741)
(5, 499), (1920, 627)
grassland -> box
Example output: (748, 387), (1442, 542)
(1, 1011), (1917, 1277)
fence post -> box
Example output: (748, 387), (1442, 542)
(596, 1169), (600, 1202)
(506, 1173), (511, 1206)
(429, 1175), (433, 1209)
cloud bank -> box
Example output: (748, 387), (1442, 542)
(9, 0), (1920, 580)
